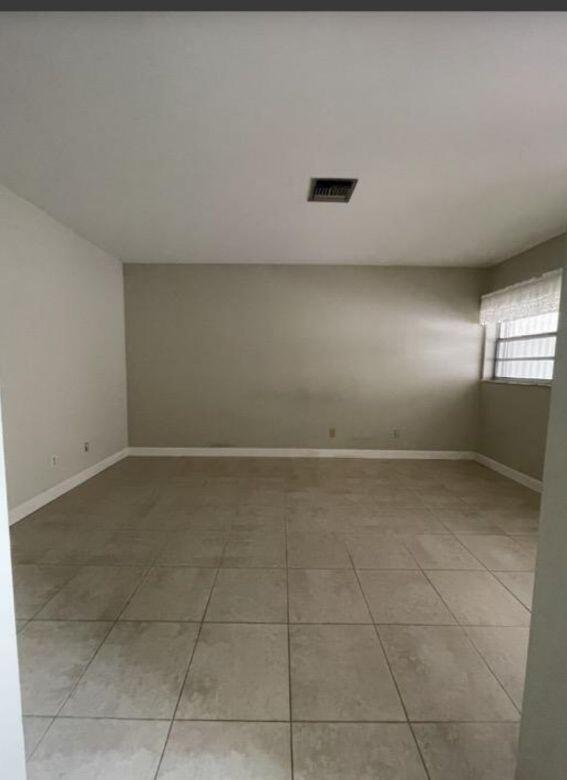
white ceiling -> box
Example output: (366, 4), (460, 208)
(1, 12), (567, 266)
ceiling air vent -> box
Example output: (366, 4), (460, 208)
(308, 177), (358, 203)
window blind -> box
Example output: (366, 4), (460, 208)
(480, 269), (562, 325)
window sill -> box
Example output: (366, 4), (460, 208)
(482, 378), (552, 387)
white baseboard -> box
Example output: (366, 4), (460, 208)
(9, 448), (129, 525)
(129, 447), (542, 491)
(127, 446), (476, 460)
(474, 453), (542, 493)
(8, 446), (541, 525)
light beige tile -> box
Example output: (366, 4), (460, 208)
(494, 571), (535, 610)
(435, 509), (505, 535)
(344, 535), (418, 570)
(23, 716), (53, 757)
(63, 622), (198, 718)
(457, 535), (536, 571)
(293, 723), (428, 779)
(27, 718), (169, 780)
(223, 530), (286, 568)
(12, 565), (79, 619)
(157, 721), (291, 780)
(290, 625), (404, 721)
(510, 533), (538, 556)
(18, 621), (111, 716)
(350, 511), (447, 535)
(414, 722), (519, 779)
(156, 532), (226, 566)
(287, 533), (351, 568)
(82, 532), (165, 566)
(492, 512), (539, 535)
(177, 623), (289, 720)
(10, 526), (108, 566)
(359, 570), (455, 625)
(465, 627), (529, 709)
(405, 535), (483, 570)
(379, 625), (519, 721)
(37, 566), (145, 620)
(288, 569), (371, 624)
(425, 571), (530, 626)
(121, 567), (215, 621)
(206, 568), (287, 622)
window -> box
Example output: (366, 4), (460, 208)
(494, 311), (558, 381)
(480, 270), (562, 384)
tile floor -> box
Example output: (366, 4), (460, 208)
(10, 456), (539, 779)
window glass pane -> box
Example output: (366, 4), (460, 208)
(495, 359), (554, 381)
(496, 335), (556, 360)
(500, 311), (559, 338)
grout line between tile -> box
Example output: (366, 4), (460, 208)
(284, 511), (295, 780)
(346, 547), (433, 780)
(26, 555), (160, 761)
(151, 534), (229, 780)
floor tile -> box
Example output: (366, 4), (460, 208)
(288, 569), (371, 624)
(23, 716), (53, 757)
(62, 621), (198, 718)
(435, 509), (506, 535)
(379, 625), (519, 721)
(27, 718), (169, 780)
(177, 623), (289, 720)
(206, 568), (287, 622)
(465, 627), (529, 709)
(156, 532), (226, 566)
(156, 721), (291, 780)
(83, 532), (165, 566)
(413, 722), (519, 779)
(492, 512), (539, 535)
(494, 571), (535, 610)
(12, 458), (538, 777)
(425, 571), (530, 626)
(343, 535), (418, 569)
(457, 535), (536, 571)
(290, 624), (404, 721)
(293, 723), (428, 779)
(287, 533), (351, 568)
(223, 532), (286, 568)
(121, 567), (216, 621)
(414, 486), (466, 508)
(10, 527), (109, 565)
(12, 565), (79, 619)
(350, 511), (447, 535)
(285, 508), (329, 535)
(18, 621), (111, 715)
(512, 534), (538, 555)
(36, 566), (145, 620)
(235, 504), (285, 530)
(405, 535), (483, 570)
(358, 570), (455, 625)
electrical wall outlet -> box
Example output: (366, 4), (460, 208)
(50, 455), (58, 467)
(329, 427), (336, 439)
(84, 441), (90, 453)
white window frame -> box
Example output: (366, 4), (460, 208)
(480, 270), (562, 386)
(491, 316), (557, 384)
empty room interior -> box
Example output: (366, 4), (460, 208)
(2, 11), (567, 780)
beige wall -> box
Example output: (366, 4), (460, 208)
(478, 234), (566, 479)
(125, 264), (484, 451)
(0, 185), (128, 510)
(486, 234), (565, 292)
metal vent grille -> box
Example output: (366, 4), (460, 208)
(308, 177), (358, 203)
